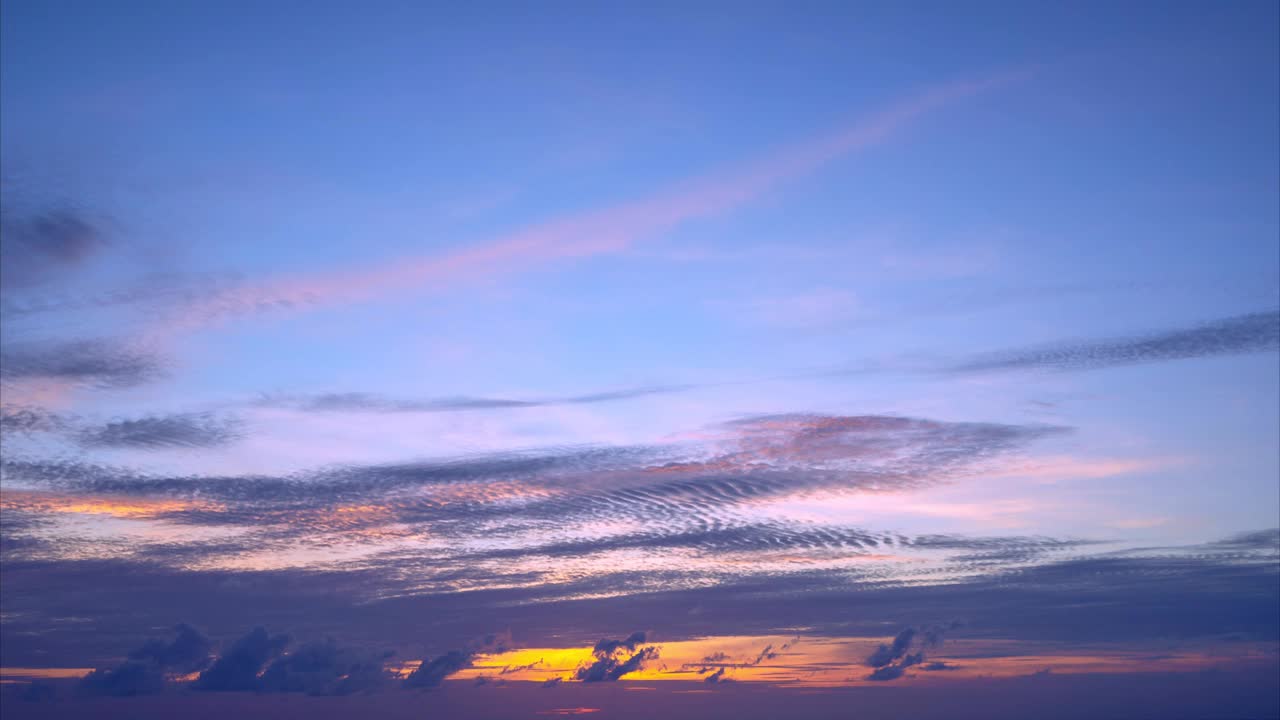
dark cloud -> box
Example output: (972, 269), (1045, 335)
(77, 412), (243, 450)
(404, 650), (471, 689)
(0, 338), (164, 388)
(127, 623), (212, 674)
(194, 627), (290, 691)
(0, 405), (67, 434)
(867, 628), (916, 668)
(704, 667), (729, 683)
(577, 647), (659, 683)
(951, 310), (1279, 374)
(593, 631), (647, 656)
(865, 624), (959, 681)
(1, 530), (1276, 672)
(76, 661), (165, 697)
(259, 639), (393, 695)
(575, 632), (658, 682)
(1204, 529), (1280, 554)
(0, 208), (104, 290)
(867, 652), (924, 681)
(77, 624), (212, 697)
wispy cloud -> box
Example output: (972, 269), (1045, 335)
(137, 71), (1028, 337)
(950, 310), (1279, 374)
(76, 412), (243, 450)
(0, 206), (105, 290)
(0, 337), (165, 389)
(252, 385), (696, 414)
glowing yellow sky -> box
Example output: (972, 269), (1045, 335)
(393, 634), (1279, 688)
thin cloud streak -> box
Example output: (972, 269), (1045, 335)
(949, 310), (1280, 374)
(144, 70), (1030, 338)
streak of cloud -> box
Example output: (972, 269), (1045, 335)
(141, 71), (1029, 338)
(950, 311), (1279, 374)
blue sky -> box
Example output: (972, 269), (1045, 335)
(0, 1), (1277, 715)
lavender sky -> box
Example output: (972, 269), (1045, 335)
(1, 2), (1278, 718)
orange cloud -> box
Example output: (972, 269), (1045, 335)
(0, 490), (224, 520)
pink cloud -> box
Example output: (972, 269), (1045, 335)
(149, 69), (1031, 339)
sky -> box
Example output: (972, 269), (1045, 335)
(0, 2), (1277, 718)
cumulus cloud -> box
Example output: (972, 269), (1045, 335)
(77, 624), (212, 697)
(259, 639), (393, 695)
(865, 624), (957, 681)
(194, 627), (291, 691)
(576, 632), (658, 682)
(867, 628), (917, 668)
(404, 650), (472, 689)
(126, 623), (213, 674)
(77, 661), (165, 697)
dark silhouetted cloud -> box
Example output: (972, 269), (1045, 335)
(704, 667), (729, 683)
(259, 639), (393, 695)
(404, 650), (472, 689)
(76, 661), (164, 697)
(194, 627), (290, 691)
(77, 624), (212, 697)
(127, 623), (212, 674)
(867, 628), (916, 668)
(865, 624), (958, 681)
(576, 633), (658, 682)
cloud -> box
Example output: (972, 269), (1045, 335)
(259, 639), (393, 695)
(0, 413), (1065, 575)
(76, 661), (165, 697)
(253, 385), (694, 414)
(126, 623), (213, 674)
(576, 634), (659, 682)
(867, 651), (926, 681)
(951, 310), (1279, 374)
(77, 624), (212, 697)
(404, 650), (472, 689)
(194, 627), (291, 691)
(139, 71), (1026, 338)
(0, 207), (104, 290)
(865, 624), (959, 681)
(0, 338), (164, 389)
(592, 631), (648, 657)
(77, 412), (243, 450)
(2, 530), (1275, 672)
(0, 405), (67, 435)
(867, 628), (917, 668)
